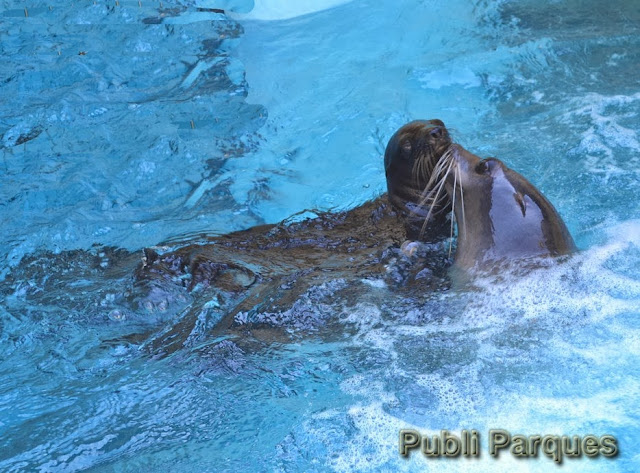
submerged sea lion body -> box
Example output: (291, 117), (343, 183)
(443, 144), (576, 270)
(2, 119), (458, 356)
(136, 120), (577, 345)
(135, 198), (451, 351)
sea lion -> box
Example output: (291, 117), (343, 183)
(426, 144), (576, 270)
(126, 120), (457, 351)
(3, 119), (578, 355)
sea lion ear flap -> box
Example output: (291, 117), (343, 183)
(513, 192), (527, 217)
(401, 139), (412, 157)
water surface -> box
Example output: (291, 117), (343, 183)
(1, 0), (639, 471)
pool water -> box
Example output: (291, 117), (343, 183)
(1, 0), (639, 471)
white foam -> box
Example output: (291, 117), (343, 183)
(324, 399), (615, 473)
(484, 387), (636, 433)
(319, 219), (640, 471)
(560, 92), (640, 181)
(415, 368), (485, 419)
(340, 303), (399, 355)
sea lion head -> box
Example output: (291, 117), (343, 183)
(437, 144), (576, 270)
(384, 119), (453, 241)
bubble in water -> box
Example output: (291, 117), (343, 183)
(108, 309), (126, 321)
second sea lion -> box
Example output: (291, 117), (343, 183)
(426, 144), (576, 270)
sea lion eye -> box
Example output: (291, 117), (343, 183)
(475, 159), (491, 174)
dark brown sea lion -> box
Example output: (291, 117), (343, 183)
(429, 144), (576, 270)
(2, 119), (577, 355)
(129, 119), (456, 351)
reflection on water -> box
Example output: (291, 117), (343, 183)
(1, 0), (640, 472)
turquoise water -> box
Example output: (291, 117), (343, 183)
(1, 0), (640, 471)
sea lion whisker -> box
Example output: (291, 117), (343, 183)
(411, 147), (436, 188)
(411, 158), (422, 188)
(421, 147), (452, 187)
(448, 160), (457, 258)
(417, 156), (453, 212)
(417, 147), (454, 204)
(410, 152), (452, 220)
(432, 156), (455, 203)
(418, 157), (454, 238)
(411, 157), (433, 197)
(458, 163), (466, 236)
(430, 147), (454, 179)
(420, 150), (434, 180)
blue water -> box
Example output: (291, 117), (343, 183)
(1, 0), (640, 471)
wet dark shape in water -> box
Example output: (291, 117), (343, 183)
(116, 119), (454, 352)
